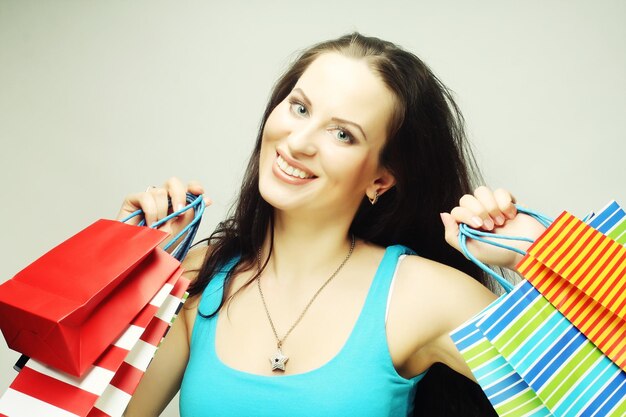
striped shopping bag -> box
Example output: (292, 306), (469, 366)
(587, 200), (626, 245)
(451, 298), (553, 417)
(477, 279), (626, 416)
(0, 271), (189, 417)
(518, 209), (626, 370)
(451, 206), (555, 416)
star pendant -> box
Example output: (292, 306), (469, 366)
(270, 348), (289, 372)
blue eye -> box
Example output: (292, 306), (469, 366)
(332, 128), (354, 144)
(289, 101), (308, 117)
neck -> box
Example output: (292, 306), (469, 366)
(260, 210), (355, 284)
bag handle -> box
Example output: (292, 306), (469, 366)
(458, 205), (553, 293)
(118, 192), (205, 262)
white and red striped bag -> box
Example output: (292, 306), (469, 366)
(0, 270), (189, 417)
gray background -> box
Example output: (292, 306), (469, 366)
(1, 1), (624, 415)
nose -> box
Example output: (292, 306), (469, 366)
(286, 122), (318, 157)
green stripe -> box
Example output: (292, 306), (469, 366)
(463, 342), (501, 369)
(607, 218), (626, 242)
(538, 341), (598, 407)
(495, 389), (550, 416)
(495, 300), (553, 358)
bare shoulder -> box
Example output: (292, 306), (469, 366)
(181, 244), (210, 280)
(396, 255), (495, 302)
(396, 255), (495, 320)
(386, 255), (496, 356)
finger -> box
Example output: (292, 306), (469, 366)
(187, 180), (212, 206)
(186, 180), (205, 196)
(458, 194), (494, 230)
(138, 193), (158, 226)
(152, 187), (169, 222)
(450, 206), (484, 229)
(494, 188), (517, 220)
(440, 212), (461, 251)
(116, 193), (144, 224)
(474, 186), (505, 227)
(165, 177), (187, 213)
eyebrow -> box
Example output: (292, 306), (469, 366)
(292, 88), (368, 141)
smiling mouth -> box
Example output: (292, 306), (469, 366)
(276, 154), (316, 179)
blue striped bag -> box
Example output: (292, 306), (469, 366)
(451, 297), (553, 416)
(451, 205), (626, 416)
(587, 200), (626, 245)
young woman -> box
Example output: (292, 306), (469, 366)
(120, 33), (545, 416)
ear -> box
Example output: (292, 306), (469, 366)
(365, 168), (396, 201)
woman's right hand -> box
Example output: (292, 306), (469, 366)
(116, 177), (211, 246)
(441, 186), (546, 270)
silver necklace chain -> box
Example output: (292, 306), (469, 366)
(256, 235), (356, 367)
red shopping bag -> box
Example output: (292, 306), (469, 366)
(0, 219), (181, 377)
(0, 270), (190, 417)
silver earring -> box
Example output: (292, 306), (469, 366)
(368, 191), (379, 205)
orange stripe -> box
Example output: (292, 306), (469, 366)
(607, 335), (626, 369)
(560, 229), (604, 286)
(600, 252), (626, 313)
(563, 230), (606, 288)
(596, 314), (624, 351)
(567, 293), (595, 327)
(550, 220), (591, 273)
(529, 211), (572, 256)
(537, 213), (579, 263)
(587, 244), (624, 302)
(576, 238), (613, 294)
(583, 305), (610, 341)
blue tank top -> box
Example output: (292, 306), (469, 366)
(179, 245), (425, 416)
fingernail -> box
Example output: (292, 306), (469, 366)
(484, 217), (495, 230)
(176, 203), (184, 212)
(439, 213), (446, 224)
(471, 216), (483, 228)
(495, 215), (505, 226)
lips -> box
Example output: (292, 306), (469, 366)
(276, 154), (316, 179)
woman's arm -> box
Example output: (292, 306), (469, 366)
(117, 178), (209, 415)
(123, 291), (193, 416)
(389, 187), (546, 381)
(388, 255), (497, 381)
(124, 245), (207, 416)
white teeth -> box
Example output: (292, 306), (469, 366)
(276, 155), (313, 179)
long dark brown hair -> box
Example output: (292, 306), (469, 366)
(190, 32), (488, 315)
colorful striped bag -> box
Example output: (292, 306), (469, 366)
(451, 204), (626, 416)
(451, 297), (553, 416)
(518, 207), (626, 370)
(586, 200), (626, 245)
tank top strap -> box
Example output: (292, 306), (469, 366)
(197, 256), (241, 318)
(343, 244), (415, 348)
(366, 244), (416, 313)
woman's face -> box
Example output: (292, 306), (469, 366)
(259, 52), (396, 220)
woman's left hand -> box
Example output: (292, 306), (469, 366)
(440, 186), (547, 270)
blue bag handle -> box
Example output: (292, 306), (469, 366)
(458, 205), (553, 293)
(118, 192), (205, 262)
